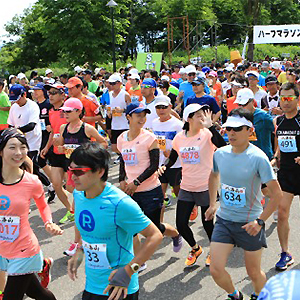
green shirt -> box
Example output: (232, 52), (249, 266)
(88, 81), (98, 94)
(0, 91), (10, 125)
(169, 85), (179, 96)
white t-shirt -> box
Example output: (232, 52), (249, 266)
(109, 89), (129, 130)
(254, 88), (267, 109)
(143, 99), (158, 130)
(221, 80), (231, 96)
(152, 116), (183, 168)
(7, 99), (42, 151)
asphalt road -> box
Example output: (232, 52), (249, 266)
(29, 156), (300, 300)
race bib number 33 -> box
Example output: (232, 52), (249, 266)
(221, 184), (246, 208)
(179, 146), (200, 164)
(0, 216), (20, 242)
(82, 241), (111, 270)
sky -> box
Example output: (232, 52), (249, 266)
(0, 0), (37, 41)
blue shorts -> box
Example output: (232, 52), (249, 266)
(0, 250), (43, 276)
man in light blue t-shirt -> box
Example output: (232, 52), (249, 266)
(67, 142), (162, 300)
(205, 108), (282, 300)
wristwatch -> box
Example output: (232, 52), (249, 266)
(256, 218), (265, 227)
(133, 179), (140, 186)
(130, 263), (140, 273)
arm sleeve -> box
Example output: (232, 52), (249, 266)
(136, 148), (160, 183)
(164, 148), (179, 168)
(32, 176), (52, 224)
(18, 122), (36, 133)
(209, 126), (226, 148)
(119, 155), (126, 182)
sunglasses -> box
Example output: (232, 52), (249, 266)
(141, 85), (153, 89)
(63, 109), (78, 114)
(188, 73), (196, 76)
(156, 105), (168, 109)
(109, 82), (118, 86)
(68, 167), (91, 177)
(280, 95), (297, 101)
(48, 91), (61, 95)
(225, 126), (247, 132)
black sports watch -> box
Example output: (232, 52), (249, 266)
(133, 179), (140, 187)
(256, 218), (265, 227)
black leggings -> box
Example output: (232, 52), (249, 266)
(176, 201), (214, 248)
(3, 273), (56, 300)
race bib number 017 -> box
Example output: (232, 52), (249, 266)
(0, 216), (20, 243)
(278, 136), (298, 153)
(82, 241), (111, 270)
(179, 146), (200, 164)
(221, 184), (246, 208)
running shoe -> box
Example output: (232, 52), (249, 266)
(172, 234), (183, 253)
(63, 242), (79, 256)
(164, 198), (171, 207)
(205, 253), (211, 267)
(189, 206), (198, 221)
(0, 293), (3, 300)
(37, 257), (53, 288)
(138, 263), (147, 273)
(250, 294), (258, 300)
(47, 189), (56, 204)
(59, 211), (75, 224)
(275, 252), (294, 270)
(226, 291), (243, 300)
(185, 246), (203, 266)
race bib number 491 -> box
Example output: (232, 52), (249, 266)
(0, 216), (20, 242)
(278, 136), (298, 153)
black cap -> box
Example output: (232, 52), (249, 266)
(83, 69), (92, 75)
(237, 65), (245, 71)
(265, 75), (278, 85)
(192, 77), (206, 85)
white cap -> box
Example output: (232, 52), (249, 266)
(228, 63), (235, 69)
(222, 115), (253, 128)
(127, 63), (133, 68)
(154, 95), (171, 107)
(128, 68), (139, 75)
(185, 65), (197, 74)
(17, 73), (26, 80)
(245, 71), (259, 79)
(44, 78), (55, 84)
(108, 73), (122, 83)
(261, 61), (269, 68)
(271, 61), (281, 70)
(237, 62), (243, 67)
(45, 69), (53, 75)
(231, 80), (244, 87)
(183, 103), (203, 122)
(74, 66), (83, 73)
(234, 88), (255, 105)
(9, 75), (16, 81)
(129, 73), (140, 80)
(94, 67), (101, 75)
(197, 71), (206, 79)
(161, 75), (170, 82)
(179, 67), (186, 75)
(225, 66), (234, 72)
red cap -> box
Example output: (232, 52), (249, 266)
(65, 77), (83, 88)
(59, 98), (83, 111)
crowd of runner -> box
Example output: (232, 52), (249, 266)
(0, 57), (300, 300)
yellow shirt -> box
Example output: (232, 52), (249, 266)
(278, 72), (287, 84)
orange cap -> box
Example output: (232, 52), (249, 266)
(65, 77), (83, 88)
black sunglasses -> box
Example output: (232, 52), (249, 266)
(109, 82), (117, 86)
(225, 126), (248, 132)
(156, 105), (168, 109)
(188, 73), (196, 76)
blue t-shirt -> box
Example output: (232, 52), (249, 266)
(258, 74), (266, 87)
(185, 95), (220, 114)
(252, 108), (274, 160)
(179, 81), (195, 106)
(74, 182), (151, 296)
(213, 144), (276, 222)
(100, 90), (110, 105)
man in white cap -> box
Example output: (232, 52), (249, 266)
(74, 66), (83, 76)
(245, 71), (267, 108)
(206, 107), (282, 300)
(45, 69), (53, 79)
(128, 73), (142, 103)
(177, 67), (186, 85)
(271, 61), (287, 84)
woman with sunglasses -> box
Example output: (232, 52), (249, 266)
(205, 108), (282, 300)
(0, 128), (63, 300)
(158, 103), (226, 267)
(56, 97), (107, 256)
(117, 102), (182, 258)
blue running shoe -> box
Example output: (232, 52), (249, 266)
(275, 252), (294, 270)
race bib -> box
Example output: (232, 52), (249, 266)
(221, 184), (246, 208)
(157, 135), (166, 151)
(131, 95), (139, 103)
(40, 119), (46, 131)
(179, 146), (200, 164)
(278, 136), (298, 153)
(0, 216), (20, 242)
(82, 241), (110, 270)
(64, 144), (80, 159)
(122, 148), (138, 166)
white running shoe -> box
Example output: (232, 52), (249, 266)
(63, 242), (78, 256)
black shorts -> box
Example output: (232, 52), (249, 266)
(38, 147), (53, 169)
(111, 129), (127, 144)
(211, 216), (267, 251)
(82, 290), (139, 300)
(106, 116), (112, 130)
(159, 167), (182, 187)
(278, 168), (300, 196)
(49, 152), (69, 172)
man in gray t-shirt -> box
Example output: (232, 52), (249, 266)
(205, 108), (282, 300)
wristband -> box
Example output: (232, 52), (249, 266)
(44, 220), (53, 227)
